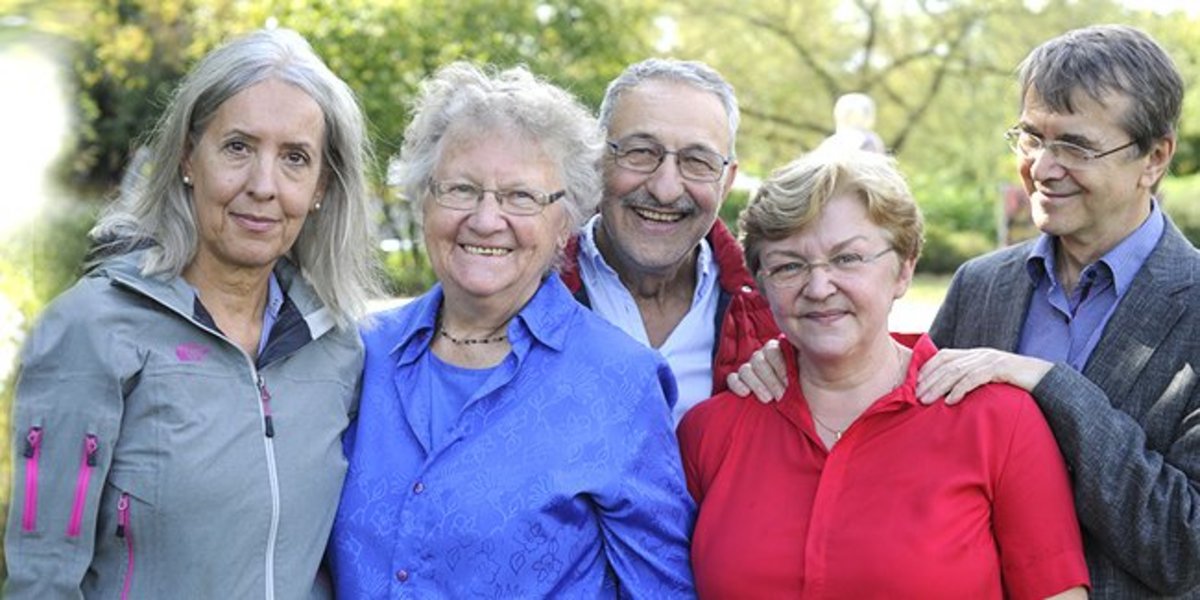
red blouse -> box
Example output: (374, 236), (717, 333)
(677, 334), (1089, 599)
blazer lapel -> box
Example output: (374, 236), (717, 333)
(985, 251), (1035, 352)
(1082, 222), (1195, 405)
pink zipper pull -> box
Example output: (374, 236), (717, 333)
(21, 426), (43, 532)
(68, 434), (101, 537)
(116, 492), (134, 600)
(23, 426), (42, 458)
(116, 493), (130, 538)
(257, 375), (275, 438)
(85, 434), (99, 466)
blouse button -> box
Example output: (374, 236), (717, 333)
(412, 481), (425, 494)
(396, 569), (409, 582)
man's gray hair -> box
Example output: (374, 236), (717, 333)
(1018, 24), (1183, 155)
(598, 58), (739, 158)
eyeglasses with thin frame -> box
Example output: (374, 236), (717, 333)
(607, 138), (730, 183)
(759, 247), (895, 288)
(1004, 127), (1138, 170)
(429, 180), (566, 216)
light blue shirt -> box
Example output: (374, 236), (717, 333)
(186, 271), (283, 358)
(1019, 200), (1164, 371)
(577, 214), (719, 424)
(422, 351), (498, 450)
(258, 272), (284, 357)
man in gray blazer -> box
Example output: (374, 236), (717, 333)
(917, 25), (1200, 598)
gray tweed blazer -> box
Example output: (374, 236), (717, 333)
(929, 217), (1200, 599)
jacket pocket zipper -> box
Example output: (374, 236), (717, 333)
(116, 493), (134, 600)
(67, 433), (99, 537)
(21, 426), (43, 532)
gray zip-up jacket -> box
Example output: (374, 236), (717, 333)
(4, 249), (363, 599)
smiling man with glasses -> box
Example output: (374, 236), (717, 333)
(917, 25), (1200, 597)
(1004, 127), (1140, 171)
(560, 59), (779, 424)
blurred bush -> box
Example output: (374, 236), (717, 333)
(1162, 173), (1200, 247)
(909, 169), (1000, 273)
(718, 188), (751, 236)
(920, 225), (996, 274)
(380, 247), (437, 298)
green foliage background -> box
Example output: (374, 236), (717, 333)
(2, 0), (1200, 579)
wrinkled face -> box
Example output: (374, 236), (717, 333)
(424, 127), (570, 310)
(183, 79), (326, 275)
(599, 79), (737, 278)
(757, 193), (914, 364)
(1018, 88), (1170, 254)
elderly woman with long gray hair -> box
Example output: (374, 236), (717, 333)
(4, 28), (380, 598)
(329, 62), (695, 597)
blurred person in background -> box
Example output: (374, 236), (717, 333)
(818, 92), (886, 154)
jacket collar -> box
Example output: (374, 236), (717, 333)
(708, 218), (756, 294)
(96, 248), (335, 341)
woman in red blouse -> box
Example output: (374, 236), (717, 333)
(677, 149), (1089, 599)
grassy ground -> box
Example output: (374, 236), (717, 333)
(891, 273), (952, 333)
(908, 273), (953, 303)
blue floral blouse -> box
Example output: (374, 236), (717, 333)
(330, 273), (696, 598)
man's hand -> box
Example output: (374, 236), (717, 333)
(916, 348), (1054, 405)
(726, 339), (788, 402)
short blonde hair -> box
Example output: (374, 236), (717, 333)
(739, 148), (924, 277)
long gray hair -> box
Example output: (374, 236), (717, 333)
(91, 28), (381, 327)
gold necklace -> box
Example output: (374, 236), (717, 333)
(810, 412), (847, 440)
(808, 343), (908, 443)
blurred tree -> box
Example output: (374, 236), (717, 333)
(667, 0), (1160, 170)
(1152, 13), (1200, 177)
(666, 0), (1200, 265)
(27, 0), (661, 188)
(16, 0), (660, 292)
